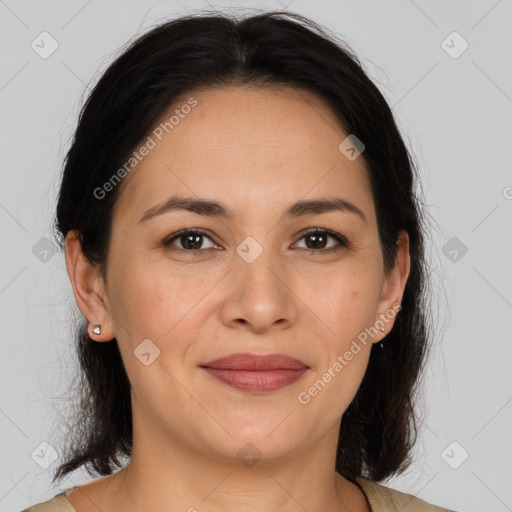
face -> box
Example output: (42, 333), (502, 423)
(67, 85), (409, 465)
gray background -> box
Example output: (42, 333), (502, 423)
(1, 1), (511, 511)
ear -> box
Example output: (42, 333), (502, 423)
(64, 230), (115, 342)
(373, 229), (410, 343)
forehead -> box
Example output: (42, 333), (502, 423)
(113, 85), (374, 225)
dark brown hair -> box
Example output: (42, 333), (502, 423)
(51, 9), (433, 485)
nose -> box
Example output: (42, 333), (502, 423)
(218, 245), (299, 334)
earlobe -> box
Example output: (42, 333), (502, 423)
(64, 230), (115, 342)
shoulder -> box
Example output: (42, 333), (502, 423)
(22, 479), (459, 512)
(20, 492), (77, 512)
(355, 476), (458, 512)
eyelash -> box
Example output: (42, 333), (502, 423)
(162, 228), (349, 255)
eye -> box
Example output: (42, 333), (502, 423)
(163, 229), (218, 252)
(293, 228), (348, 254)
(163, 228), (349, 254)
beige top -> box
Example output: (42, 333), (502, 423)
(21, 476), (457, 511)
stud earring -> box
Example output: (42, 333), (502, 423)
(92, 325), (101, 335)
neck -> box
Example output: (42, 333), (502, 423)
(101, 411), (364, 512)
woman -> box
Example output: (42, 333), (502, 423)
(23, 10), (456, 512)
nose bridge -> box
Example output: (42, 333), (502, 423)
(223, 231), (298, 329)
(235, 233), (284, 293)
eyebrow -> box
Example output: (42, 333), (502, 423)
(138, 195), (367, 224)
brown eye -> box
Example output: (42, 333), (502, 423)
(164, 229), (216, 252)
(163, 228), (348, 254)
(294, 229), (348, 253)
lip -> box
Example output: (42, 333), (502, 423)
(200, 353), (309, 393)
(202, 353), (308, 371)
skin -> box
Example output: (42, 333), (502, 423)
(64, 85), (410, 512)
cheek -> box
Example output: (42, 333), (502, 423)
(304, 264), (382, 340)
(108, 256), (188, 335)
(110, 270), (201, 396)
(297, 336), (371, 428)
(295, 266), (380, 411)
(109, 263), (211, 380)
